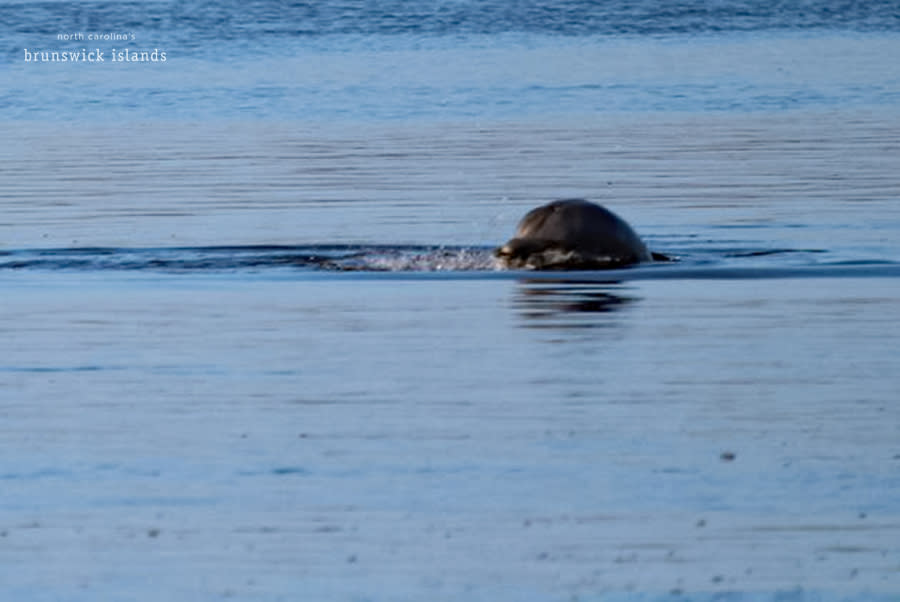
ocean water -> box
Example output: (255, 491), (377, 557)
(2, 2), (900, 601)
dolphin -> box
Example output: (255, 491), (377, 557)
(495, 199), (657, 269)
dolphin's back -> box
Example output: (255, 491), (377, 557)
(505, 199), (650, 268)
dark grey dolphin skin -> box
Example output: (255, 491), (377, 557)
(495, 199), (653, 269)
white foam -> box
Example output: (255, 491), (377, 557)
(347, 248), (501, 272)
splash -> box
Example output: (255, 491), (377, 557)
(336, 247), (500, 272)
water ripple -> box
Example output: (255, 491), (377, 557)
(1, 244), (897, 280)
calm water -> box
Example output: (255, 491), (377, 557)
(2, 1), (900, 601)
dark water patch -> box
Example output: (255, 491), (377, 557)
(0, 364), (119, 373)
(92, 496), (217, 508)
(622, 262), (900, 280)
(4, 0), (899, 63)
(0, 468), (70, 481)
(270, 467), (310, 476)
(724, 248), (827, 258)
(237, 467), (311, 477)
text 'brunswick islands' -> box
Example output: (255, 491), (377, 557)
(23, 48), (167, 63)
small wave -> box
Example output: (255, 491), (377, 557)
(723, 248), (827, 258)
(2, 245), (898, 281)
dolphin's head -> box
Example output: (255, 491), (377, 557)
(495, 237), (582, 269)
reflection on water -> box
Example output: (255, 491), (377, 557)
(512, 279), (639, 329)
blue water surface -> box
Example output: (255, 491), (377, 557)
(2, 2), (900, 601)
(3, 0), (900, 121)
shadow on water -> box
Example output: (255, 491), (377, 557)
(511, 279), (639, 330)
